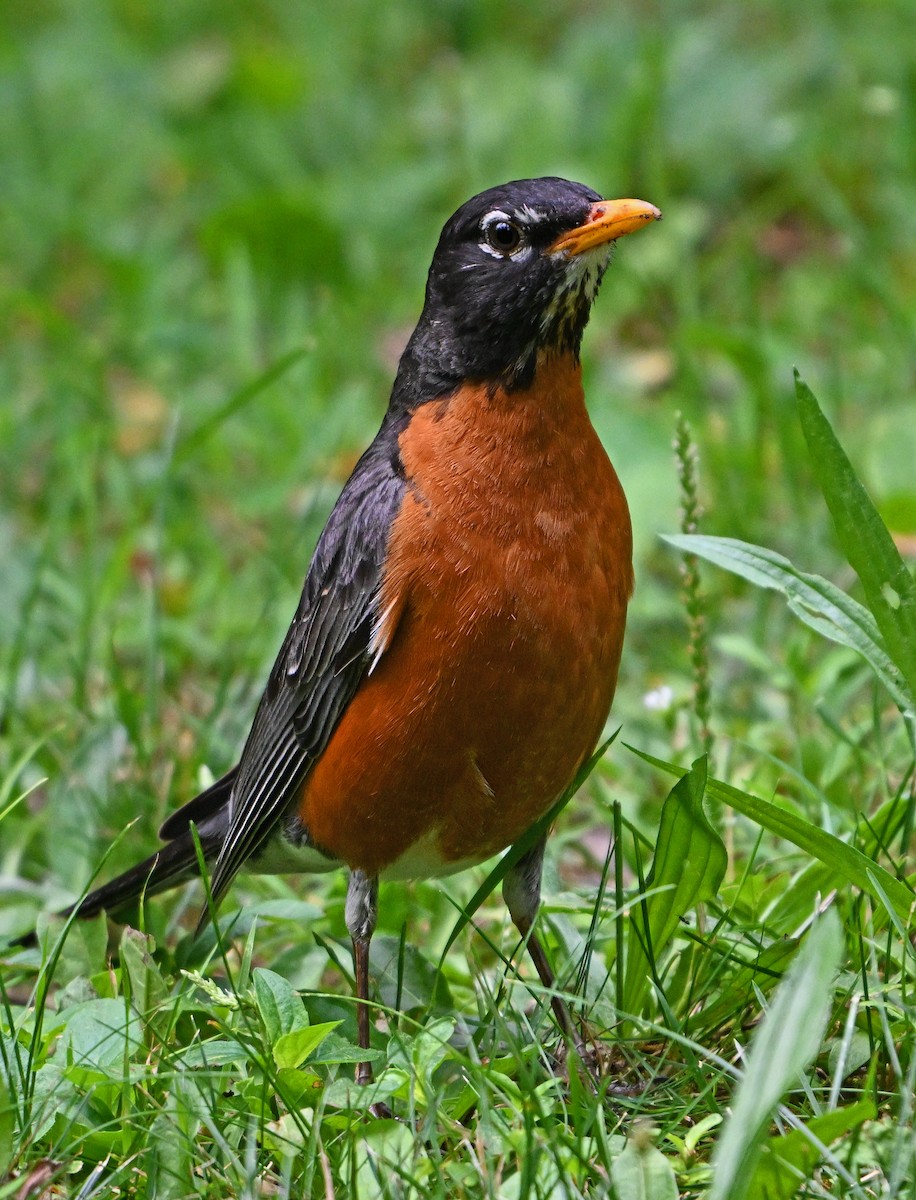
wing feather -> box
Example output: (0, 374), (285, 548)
(205, 424), (408, 908)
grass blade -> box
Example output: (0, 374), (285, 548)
(439, 733), (618, 960)
(623, 756), (727, 1018)
(795, 373), (916, 705)
(175, 347), (310, 460)
(662, 533), (914, 719)
(631, 749), (916, 929)
(708, 909), (843, 1200)
(748, 1100), (875, 1200)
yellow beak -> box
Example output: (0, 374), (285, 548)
(548, 198), (662, 257)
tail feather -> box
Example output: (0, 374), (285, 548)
(7, 828), (222, 950)
(9, 782), (234, 950)
(158, 766), (237, 841)
(60, 827), (221, 922)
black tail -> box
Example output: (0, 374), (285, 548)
(11, 768), (236, 947)
(60, 826), (222, 921)
(7, 828), (218, 949)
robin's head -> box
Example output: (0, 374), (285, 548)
(396, 177), (660, 403)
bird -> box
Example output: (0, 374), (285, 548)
(28, 177), (660, 1089)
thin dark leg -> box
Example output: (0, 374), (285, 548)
(345, 870), (379, 1087)
(353, 935), (373, 1085)
(503, 837), (589, 1059)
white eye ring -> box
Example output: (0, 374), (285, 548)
(479, 211), (526, 258)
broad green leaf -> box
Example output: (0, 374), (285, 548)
(753, 781), (914, 934)
(796, 373), (916, 705)
(178, 1040), (250, 1068)
(309, 1033), (386, 1065)
(221, 898), (324, 933)
(147, 1089), (197, 1200)
(371, 935), (452, 1011)
(611, 1133), (679, 1200)
(402, 1017), (456, 1077)
(763, 857), (841, 935)
(322, 1071), (405, 1111)
(661, 533), (914, 718)
(624, 757), (727, 1017)
(827, 1031), (872, 1082)
(36, 910), (109, 984)
(56, 999), (144, 1071)
(748, 1098), (875, 1200)
(273, 1021), (341, 1070)
(253, 968), (308, 1041)
(120, 928), (170, 1037)
(26, 1063), (79, 1143)
(633, 750), (916, 929)
(709, 910), (843, 1200)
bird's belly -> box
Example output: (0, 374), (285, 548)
(298, 365), (633, 878)
(299, 589), (626, 877)
(379, 828), (482, 881)
(246, 836), (341, 877)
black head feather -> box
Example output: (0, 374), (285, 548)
(392, 177), (613, 407)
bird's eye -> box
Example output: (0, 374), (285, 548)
(483, 218), (523, 255)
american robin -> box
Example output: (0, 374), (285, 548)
(34, 178), (660, 1086)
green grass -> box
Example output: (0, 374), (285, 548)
(2, 0), (915, 1195)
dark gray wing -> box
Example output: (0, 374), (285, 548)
(204, 423), (408, 910)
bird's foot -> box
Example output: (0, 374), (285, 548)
(368, 1100), (395, 1120)
(555, 1025), (653, 1097)
(356, 1061), (398, 1121)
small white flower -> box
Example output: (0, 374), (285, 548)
(643, 685), (674, 712)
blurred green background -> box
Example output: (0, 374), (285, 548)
(2, 0), (914, 912)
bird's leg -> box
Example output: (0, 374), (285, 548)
(345, 869), (380, 1087)
(503, 837), (590, 1062)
